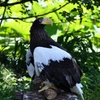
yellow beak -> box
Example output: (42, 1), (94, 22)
(41, 18), (53, 25)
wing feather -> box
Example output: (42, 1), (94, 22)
(33, 45), (82, 90)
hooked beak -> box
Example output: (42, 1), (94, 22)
(41, 18), (53, 25)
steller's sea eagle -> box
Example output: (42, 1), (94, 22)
(26, 18), (84, 100)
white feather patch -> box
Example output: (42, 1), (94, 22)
(36, 62), (44, 72)
(33, 45), (72, 65)
(34, 62), (44, 76)
(70, 83), (84, 100)
(27, 63), (34, 77)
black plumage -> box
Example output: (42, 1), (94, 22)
(30, 18), (64, 53)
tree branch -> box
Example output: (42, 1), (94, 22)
(15, 76), (78, 100)
(0, 0), (9, 26)
(0, 7), (6, 26)
(0, 2), (68, 21)
(0, 0), (31, 7)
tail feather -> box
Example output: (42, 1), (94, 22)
(70, 83), (84, 100)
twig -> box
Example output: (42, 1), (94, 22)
(0, 2), (68, 21)
(0, 0), (31, 7)
(0, 0), (8, 26)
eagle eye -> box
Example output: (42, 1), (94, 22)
(39, 18), (43, 23)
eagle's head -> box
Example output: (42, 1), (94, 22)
(30, 18), (53, 32)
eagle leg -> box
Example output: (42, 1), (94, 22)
(38, 80), (57, 92)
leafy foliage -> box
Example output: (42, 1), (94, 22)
(0, 0), (100, 100)
(0, 66), (32, 100)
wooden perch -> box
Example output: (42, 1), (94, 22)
(15, 76), (78, 100)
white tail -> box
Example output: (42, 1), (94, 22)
(70, 83), (84, 100)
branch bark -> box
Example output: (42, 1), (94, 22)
(15, 76), (78, 100)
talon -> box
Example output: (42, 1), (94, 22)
(38, 80), (57, 92)
(49, 86), (57, 90)
(41, 81), (45, 86)
(38, 85), (49, 92)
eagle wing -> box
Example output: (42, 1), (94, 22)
(33, 45), (82, 89)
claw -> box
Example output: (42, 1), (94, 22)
(38, 85), (49, 92)
(38, 80), (57, 92)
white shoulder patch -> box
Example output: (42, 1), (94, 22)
(33, 45), (72, 65)
(34, 62), (45, 76)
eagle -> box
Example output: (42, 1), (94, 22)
(26, 18), (84, 100)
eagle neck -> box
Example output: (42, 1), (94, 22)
(30, 27), (48, 53)
(31, 27), (47, 39)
